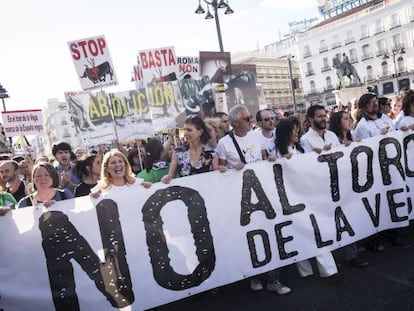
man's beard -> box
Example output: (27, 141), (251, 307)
(313, 120), (326, 130)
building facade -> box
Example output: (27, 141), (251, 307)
(42, 98), (81, 157)
(296, 0), (414, 106)
(231, 50), (305, 112)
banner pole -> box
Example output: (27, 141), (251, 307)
(107, 91), (120, 146)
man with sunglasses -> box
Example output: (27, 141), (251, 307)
(216, 105), (263, 170)
(256, 109), (277, 161)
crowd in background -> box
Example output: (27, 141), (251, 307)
(0, 86), (413, 296)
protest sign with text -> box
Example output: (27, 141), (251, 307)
(1, 109), (43, 137)
(138, 46), (179, 84)
(68, 35), (118, 91)
(65, 91), (116, 147)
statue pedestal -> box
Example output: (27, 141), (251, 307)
(333, 85), (367, 108)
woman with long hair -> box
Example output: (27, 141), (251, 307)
(399, 90), (414, 130)
(137, 138), (171, 183)
(329, 111), (353, 146)
(275, 117), (304, 159)
(18, 162), (73, 208)
(204, 117), (222, 150)
(328, 110), (369, 267)
(161, 115), (221, 183)
(73, 154), (102, 197)
(97, 150), (150, 192)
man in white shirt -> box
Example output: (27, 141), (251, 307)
(300, 105), (340, 153)
(216, 105), (263, 170)
(297, 105), (339, 278)
(352, 92), (394, 141)
(352, 93), (409, 249)
(255, 108), (276, 160)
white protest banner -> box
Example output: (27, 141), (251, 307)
(138, 46), (179, 84)
(68, 35), (118, 91)
(1, 109), (43, 137)
(0, 131), (412, 311)
(110, 89), (153, 141)
(65, 91), (116, 147)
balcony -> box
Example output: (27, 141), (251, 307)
(360, 33), (369, 40)
(303, 51), (312, 58)
(379, 72), (392, 80)
(389, 22), (401, 30)
(345, 37), (355, 45)
(319, 46), (328, 54)
(304, 88), (321, 96)
(374, 27), (385, 35)
(305, 70), (315, 77)
(321, 66), (332, 73)
(350, 57), (358, 64)
(410, 15), (414, 22)
(365, 75), (376, 83)
(324, 85), (335, 92)
(391, 44), (405, 51)
(376, 49), (387, 57)
(361, 53), (373, 61)
(331, 42), (342, 49)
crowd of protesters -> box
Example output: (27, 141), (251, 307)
(0, 87), (413, 298)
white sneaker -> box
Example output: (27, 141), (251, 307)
(267, 280), (291, 295)
(250, 278), (263, 291)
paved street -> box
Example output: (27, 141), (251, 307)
(153, 224), (414, 311)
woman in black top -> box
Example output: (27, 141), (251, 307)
(74, 154), (102, 197)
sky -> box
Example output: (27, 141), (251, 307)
(0, 0), (320, 112)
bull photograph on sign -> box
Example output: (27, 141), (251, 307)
(224, 64), (259, 117)
(81, 58), (115, 84)
(68, 35), (118, 91)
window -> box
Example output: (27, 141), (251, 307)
(392, 33), (403, 49)
(306, 62), (314, 76)
(367, 66), (374, 80)
(376, 39), (386, 56)
(349, 49), (358, 63)
(361, 44), (372, 60)
(375, 20), (384, 34)
(345, 30), (354, 44)
(397, 56), (405, 72)
(310, 80), (316, 91)
(381, 61), (388, 76)
(326, 77), (332, 89)
(332, 35), (341, 49)
(360, 25), (369, 39)
(319, 40), (328, 53)
(390, 13), (400, 29)
(304, 45), (311, 57)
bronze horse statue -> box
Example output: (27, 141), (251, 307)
(332, 54), (361, 85)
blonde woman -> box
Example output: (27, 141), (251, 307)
(92, 150), (150, 197)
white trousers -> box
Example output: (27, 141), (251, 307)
(296, 252), (338, 277)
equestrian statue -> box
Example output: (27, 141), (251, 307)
(332, 53), (361, 85)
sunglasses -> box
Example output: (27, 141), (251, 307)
(262, 116), (276, 122)
(242, 115), (253, 122)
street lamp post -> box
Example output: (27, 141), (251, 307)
(287, 56), (297, 113)
(194, 0), (234, 52)
(383, 46), (405, 94)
